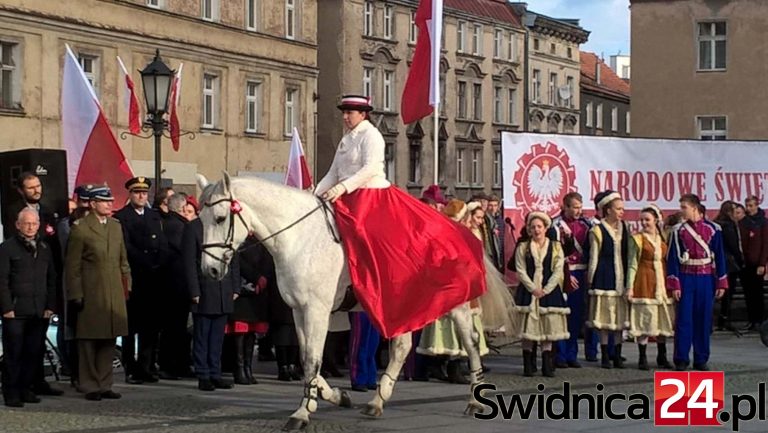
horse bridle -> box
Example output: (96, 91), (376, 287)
(201, 194), (340, 265)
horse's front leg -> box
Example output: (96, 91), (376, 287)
(362, 332), (412, 417)
(284, 305), (352, 431)
(449, 305), (485, 416)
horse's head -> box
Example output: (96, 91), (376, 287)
(198, 172), (251, 280)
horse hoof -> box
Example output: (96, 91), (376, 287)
(282, 417), (307, 431)
(361, 404), (383, 417)
(464, 403), (483, 417)
(340, 391), (353, 408)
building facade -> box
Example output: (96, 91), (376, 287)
(0, 0), (317, 191)
(631, 0), (768, 140)
(580, 52), (631, 137)
(318, 0), (527, 199)
(610, 54), (631, 79)
(512, 5), (589, 135)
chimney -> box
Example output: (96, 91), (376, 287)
(595, 60), (601, 85)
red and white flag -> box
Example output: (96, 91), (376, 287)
(168, 63), (183, 151)
(284, 127), (313, 190)
(62, 45), (133, 206)
(116, 56), (141, 135)
(401, 0), (443, 124)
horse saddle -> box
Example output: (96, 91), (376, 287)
(332, 285), (359, 313)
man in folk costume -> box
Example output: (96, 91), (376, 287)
(316, 96), (486, 367)
(548, 192), (592, 369)
(587, 190), (631, 369)
(667, 194), (727, 371)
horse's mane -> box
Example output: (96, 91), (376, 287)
(229, 176), (318, 210)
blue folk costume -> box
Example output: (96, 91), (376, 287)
(666, 218), (728, 368)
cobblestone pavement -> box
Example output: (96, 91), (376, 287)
(0, 332), (766, 433)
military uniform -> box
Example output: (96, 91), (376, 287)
(113, 177), (170, 381)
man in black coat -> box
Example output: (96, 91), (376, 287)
(184, 217), (240, 391)
(113, 177), (170, 383)
(0, 208), (57, 407)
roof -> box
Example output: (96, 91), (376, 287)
(580, 51), (630, 100)
(445, 0), (522, 28)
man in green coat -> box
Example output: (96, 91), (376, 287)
(65, 186), (131, 401)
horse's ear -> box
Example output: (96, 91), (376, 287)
(222, 171), (232, 195)
(196, 174), (209, 190)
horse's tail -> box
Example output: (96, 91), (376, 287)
(477, 255), (519, 337)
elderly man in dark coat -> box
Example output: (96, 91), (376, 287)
(184, 216), (241, 391)
(66, 186), (131, 401)
(0, 208), (57, 407)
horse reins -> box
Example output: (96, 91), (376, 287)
(201, 194), (341, 264)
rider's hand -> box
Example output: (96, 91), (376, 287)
(322, 184), (346, 203)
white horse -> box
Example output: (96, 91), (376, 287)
(197, 173), (509, 430)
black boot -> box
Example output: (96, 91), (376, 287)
(638, 344), (649, 371)
(522, 350), (534, 377)
(657, 343), (672, 369)
(531, 343), (538, 373)
(243, 333), (258, 385)
(428, 356), (450, 382)
(233, 335), (249, 385)
(322, 332), (343, 378)
(447, 360), (470, 384)
(276, 346), (291, 381)
(541, 351), (555, 377)
(601, 344), (612, 369)
(613, 344), (625, 369)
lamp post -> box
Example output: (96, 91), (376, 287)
(139, 49), (174, 199)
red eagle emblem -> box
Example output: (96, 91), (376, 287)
(512, 141), (576, 217)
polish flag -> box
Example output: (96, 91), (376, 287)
(284, 127), (313, 190)
(116, 56), (142, 135)
(401, 0), (443, 124)
(168, 63), (183, 151)
(62, 45), (133, 206)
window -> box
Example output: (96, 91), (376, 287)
(472, 24), (483, 55)
(585, 101), (593, 127)
(201, 0), (219, 21)
(364, 1), (373, 37)
(457, 81), (467, 118)
(362, 68), (373, 99)
(493, 29), (502, 58)
(472, 83), (482, 120)
(508, 88), (517, 124)
(533, 38), (540, 51)
(698, 116), (727, 140)
(284, 88), (299, 135)
(384, 5), (393, 39)
(409, 140), (421, 184)
(567, 47), (573, 59)
(508, 33), (517, 61)
(286, 0), (297, 40)
(471, 149), (482, 185)
(77, 54), (100, 96)
(202, 73), (218, 128)
(383, 70), (394, 112)
(611, 107), (618, 132)
(626, 111), (631, 134)
(409, 10), (417, 43)
(532, 69), (541, 103)
(698, 22), (726, 71)
(457, 148), (466, 184)
(385, 143), (395, 182)
(0, 41), (21, 110)
(493, 150), (501, 188)
(596, 103), (603, 129)
(457, 21), (466, 53)
(493, 86), (502, 123)
(439, 74), (446, 116)
(245, 81), (261, 133)
(147, 0), (164, 8)
(548, 72), (557, 105)
(246, 0), (259, 31)
(438, 141), (446, 183)
(566, 76), (575, 108)
(550, 43), (556, 55)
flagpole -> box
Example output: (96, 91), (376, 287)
(433, 106), (439, 186)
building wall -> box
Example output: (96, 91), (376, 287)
(631, 0), (768, 140)
(610, 54), (631, 79)
(0, 0), (318, 189)
(528, 34), (582, 134)
(317, 0), (526, 199)
(580, 92), (630, 137)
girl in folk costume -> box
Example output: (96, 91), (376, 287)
(587, 190), (631, 369)
(626, 205), (674, 370)
(513, 212), (569, 377)
(417, 200), (489, 385)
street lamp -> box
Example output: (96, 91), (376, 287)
(139, 49), (174, 198)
